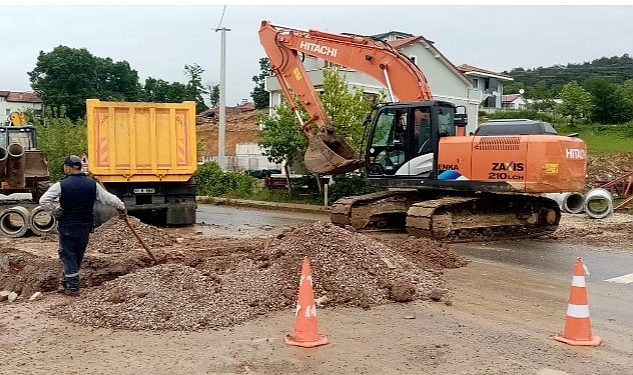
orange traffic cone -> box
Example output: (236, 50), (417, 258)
(554, 257), (602, 346)
(285, 256), (329, 348)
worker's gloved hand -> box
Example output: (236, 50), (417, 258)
(117, 208), (127, 219)
(52, 205), (63, 219)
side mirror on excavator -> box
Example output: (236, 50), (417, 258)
(454, 105), (468, 127)
(454, 105), (468, 136)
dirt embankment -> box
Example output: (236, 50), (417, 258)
(196, 110), (264, 158)
(586, 152), (633, 190)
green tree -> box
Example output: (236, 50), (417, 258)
(28, 45), (141, 120)
(502, 82), (525, 95)
(142, 77), (188, 102)
(556, 81), (593, 125)
(251, 57), (273, 109)
(525, 80), (552, 99)
(257, 67), (381, 180)
(208, 83), (220, 107)
(320, 67), (383, 151)
(184, 63), (209, 113)
(257, 102), (307, 188)
(622, 79), (633, 113)
(584, 76), (633, 124)
(32, 107), (88, 182)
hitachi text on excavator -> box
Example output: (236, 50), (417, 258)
(258, 20), (587, 242)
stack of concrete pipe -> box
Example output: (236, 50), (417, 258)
(543, 188), (613, 219)
(0, 205), (57, 238)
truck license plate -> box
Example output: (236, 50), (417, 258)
(133, 188), (156, 194)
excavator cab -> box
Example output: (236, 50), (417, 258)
(365, 100), (462, 180)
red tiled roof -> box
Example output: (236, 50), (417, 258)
(388, 36), (427, 50)
(457, 64), (513, 80)
(0, 91), (9, 97)
(502, 94), (522, 103)
(5, 91), (42, 103)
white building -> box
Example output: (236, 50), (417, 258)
(457, 64), (514, 110)
(0, 91), (43, 122)
(502, 93), (528, 110)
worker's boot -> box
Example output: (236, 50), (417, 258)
(64, 289), (80, 297)
(64, 274), (81, 297)
(57, 272), (66, 293)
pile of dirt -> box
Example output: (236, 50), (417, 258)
(52, 221), (467, 331)
(549, 213), (633, 248)
(87, 217), (176, 254)
(378, 236), (470, 270)
(586, 152), (633, 190)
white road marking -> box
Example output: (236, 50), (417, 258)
(538, 370), (571, 375)
(605, 273), (633, 284)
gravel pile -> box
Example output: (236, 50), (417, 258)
(550, 213), (633, 248)
(54, 221), (466, 331)
(87, 217), (175, 254)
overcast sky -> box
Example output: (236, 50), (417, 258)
(2, 3), (633, 105)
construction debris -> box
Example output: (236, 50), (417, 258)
(52, 221), (468, 331)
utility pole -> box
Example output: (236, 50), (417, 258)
(215, 26), (230, 169)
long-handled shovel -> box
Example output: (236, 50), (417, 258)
(93, 175), (159, 265)
(122, 214), (158, 265)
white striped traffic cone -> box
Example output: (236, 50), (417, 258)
(554, 257), (602, 346)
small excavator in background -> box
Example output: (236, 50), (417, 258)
(258, 20), (588, 241)
(0, 112), (52, 237)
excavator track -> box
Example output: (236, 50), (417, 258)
(330, 191), (561, 242)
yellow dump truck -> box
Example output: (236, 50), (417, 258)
(86, 99), (198, 226)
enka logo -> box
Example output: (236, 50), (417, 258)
(565, 148), (586, 160)
(439, 164), (459, 170)
(299, 41), (338, 57)
(492, 161), (524, 172)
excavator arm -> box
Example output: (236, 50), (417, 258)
(258, 20), (434, 174)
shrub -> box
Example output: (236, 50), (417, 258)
(195, 162), (258, 198)
(327, 173), (379, 205)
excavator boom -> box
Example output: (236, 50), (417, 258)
(259, 20), (434, 175)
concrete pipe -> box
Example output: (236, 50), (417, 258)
(562, 192), (585, 214)
(29, 206), (57, 236)
(542, 192), (585, 214)
(5, 143), (25, 188)
(584, 188), (613, 219)
(0, 206), (31, 238)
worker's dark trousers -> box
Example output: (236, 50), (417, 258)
(57, 227), (92, 291)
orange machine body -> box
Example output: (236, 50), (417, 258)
(437, 135), (587, 193)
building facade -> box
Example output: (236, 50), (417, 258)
(0, 91), (43, 122)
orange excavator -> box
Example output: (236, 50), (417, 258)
(259, 20), (587, 241)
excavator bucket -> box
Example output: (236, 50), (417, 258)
(304, 132), (363, 175)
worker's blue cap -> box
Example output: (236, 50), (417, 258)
(64, 155), (83, 169)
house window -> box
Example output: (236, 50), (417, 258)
(472, 78), (479, 89)
(5, 108), (10, 115)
